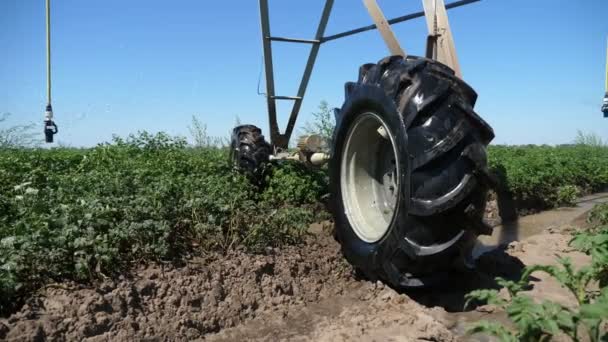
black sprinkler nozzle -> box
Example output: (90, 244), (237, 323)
(44, 104), (58, 143)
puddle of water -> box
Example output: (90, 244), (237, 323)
(473, 192), (608, 258)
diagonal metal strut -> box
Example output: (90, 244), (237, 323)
(259, 0), (478, 149)
(362, 0), (406, 57)
(259, 0), (334, 149)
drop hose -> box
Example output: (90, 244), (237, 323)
(44, 0), (58, 143)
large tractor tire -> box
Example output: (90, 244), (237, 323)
(330, 55), (495, 288)
(230, 125), (272, 177)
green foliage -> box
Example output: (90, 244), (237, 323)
(574, 131), (605, 147)
(188, 115), (228, 148)
(466, 203), (608, 342)
(261, 163), (328, 206)
(467, 282), (581, 341)
(489, 145), (608, 210)
(522, 258), (598, 305)
(467, 321), (518, 342)
(0, 113), (41, 148)
(2, 125), (608, 319)
(556, 185), (581, 206)
(0, 131), (326, 313)
(570, 231), (608, 277)
(301, 100), (335, 145)
(466, 260), (605, 341)
(580, 287), (608, 320)
(571, 204), (608, 287)
(586, 202), (608, 226)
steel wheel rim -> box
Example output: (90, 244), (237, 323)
(340, 112), (400, 243)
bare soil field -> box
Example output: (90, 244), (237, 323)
(2, 194), (607, 341)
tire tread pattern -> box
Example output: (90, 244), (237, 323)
(334, 55), (495, 288)
(230, 125), (271, 177)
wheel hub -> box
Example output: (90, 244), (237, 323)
(340, 112), (400, 243)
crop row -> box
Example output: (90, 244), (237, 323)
(1, 133), (608, 313)
(0, 132), (327, 312)
(489, 145), (608, 210)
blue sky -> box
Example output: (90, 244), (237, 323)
(1, 0), (607, 147)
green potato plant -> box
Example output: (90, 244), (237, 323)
(0, 132), (327, 313)
(466, 203), (608, 342)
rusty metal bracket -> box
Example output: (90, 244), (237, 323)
(422, 0), (462, 78)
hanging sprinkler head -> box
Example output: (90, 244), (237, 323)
(44, 104), (57, 143)
(44, 0), (58, 143)
(603, 37), (608, 117)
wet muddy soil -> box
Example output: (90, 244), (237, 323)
(2, 193), (607, 341)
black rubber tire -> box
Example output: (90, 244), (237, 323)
(230, 125), (271, 177)
(330, 55), (495, 288)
